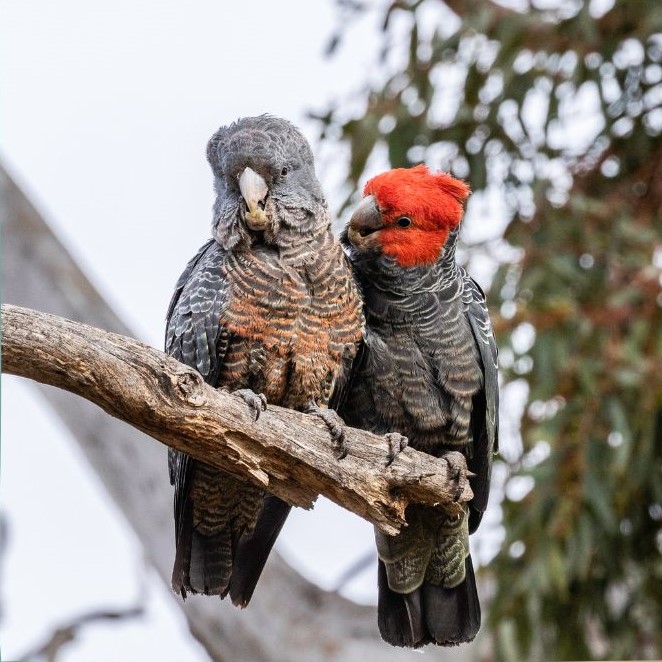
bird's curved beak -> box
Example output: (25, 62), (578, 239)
(347, 195), (383, 248)
(239, 167), (269, 230)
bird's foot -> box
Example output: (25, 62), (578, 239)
(441, 450), (473, 502)
(306, 403), (348, 460)
(385, 432), (408, 466)
(234, 388), (268, 421)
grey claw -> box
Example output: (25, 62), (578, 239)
(235, 389), (268, 421)
(258, 392), (267, 412)
(335, 443), (348, 461)
(306, 403), (348, 460)
(442, 450), (469, 501)
(385, 432), (408, 466)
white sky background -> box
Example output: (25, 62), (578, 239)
(1, 2), (508, 660)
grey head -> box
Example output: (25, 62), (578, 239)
(207, 115), (329, 249)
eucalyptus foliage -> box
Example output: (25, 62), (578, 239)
(317, 1), (662, 659)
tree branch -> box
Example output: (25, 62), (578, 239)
(1, 303), (471, 536)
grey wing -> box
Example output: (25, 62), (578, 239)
(166, 238), (213, 484)
(166, 240), (231, 487)
(463, 274), (499, 533)
(328, 338), (365, 415)
(165, 239), (215, 325)
(335, 330), (396, 435)
(165, 238), (230, 380)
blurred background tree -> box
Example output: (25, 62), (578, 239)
(315, 1), (662, 659)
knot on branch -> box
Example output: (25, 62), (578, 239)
(175, 369), (206, 407)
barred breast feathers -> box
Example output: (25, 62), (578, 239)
(216, 231), (363, 408)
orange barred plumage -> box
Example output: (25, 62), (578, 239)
(166, 116), (363, 606)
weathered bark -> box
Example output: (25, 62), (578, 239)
(1, 164), (464, 662)
(2, 303), (471, 535)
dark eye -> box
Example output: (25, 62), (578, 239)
(281, 166), (289, 177)
(396, 216), (412, 228)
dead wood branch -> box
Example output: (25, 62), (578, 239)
(1, 303), (471, 536)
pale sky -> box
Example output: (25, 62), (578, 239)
(1, 2), (505, 660)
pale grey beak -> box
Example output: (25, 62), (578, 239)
(347, 194), (383, 247)
(239, 167), (269, 230)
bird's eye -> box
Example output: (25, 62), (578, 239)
(281, 166), (289, 177)
(396, 216), (412, 228)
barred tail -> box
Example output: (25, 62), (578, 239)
(171, 462), (290, 605)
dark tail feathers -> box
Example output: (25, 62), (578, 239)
(228, 496), (291, 607)
(172, 495), (291, 606)
(377, 556), (481, 648)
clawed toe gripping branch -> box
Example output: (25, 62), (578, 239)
(234, 388), (268, 421)
(305, 402), (349, 460)
(1, 303), (473, 536)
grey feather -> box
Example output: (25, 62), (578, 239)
(166, 115), (363, 604)
(341, 206), (497, 647)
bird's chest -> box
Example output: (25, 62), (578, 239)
(363, 299), (482, 450)
(220, 251), (356, 407)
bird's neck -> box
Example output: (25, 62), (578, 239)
(277, 225), (331, 265)
(359, 228), (461, 297)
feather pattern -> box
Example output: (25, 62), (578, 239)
(166, 116), (363, 604)
(341, 167), (498, 647)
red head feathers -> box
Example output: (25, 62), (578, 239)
(361, 164), (470, 267)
